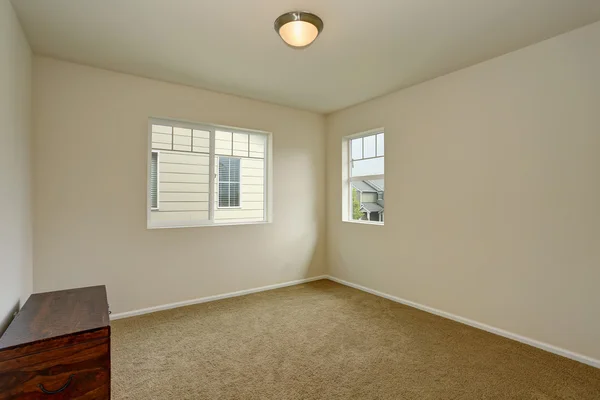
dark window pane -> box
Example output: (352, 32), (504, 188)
(230, 158), (241, 182)
(219, 158), (229, 182)
(150, 152), (158, 209)
(219, 182), (229, 207)
(230, 183), (240, 207)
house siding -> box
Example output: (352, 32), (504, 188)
(150, 150), (210, 223)
(214, 157), (265, 222)
(362, 192), (377, 203)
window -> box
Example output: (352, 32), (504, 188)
(218, 157), (241, 208)
(150, 151), (159, 210)
(148, 118), (271, 228)
(344, 130), (384, 224)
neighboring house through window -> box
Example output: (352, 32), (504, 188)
(344, 130), (384, 224)
(352, 180), (384, 222)
(147, 118), (271, 228)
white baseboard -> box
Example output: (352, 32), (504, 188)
(326, 275), (600, 369)
(110, 275), (328, 320)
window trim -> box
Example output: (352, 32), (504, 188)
(343, 128), (385, 226)
(217, 156), (243, 209)
(150, 150), (160, 210)
(147, 117), (272, 229)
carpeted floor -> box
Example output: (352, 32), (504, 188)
(111, 280), (600, 399)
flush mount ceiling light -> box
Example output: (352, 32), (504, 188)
(274, 11), (324, 48)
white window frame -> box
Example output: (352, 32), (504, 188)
(147, 117), (272, 229)
(151, 150), (160, 210)
(217, 156), (242, 209)
(342, 128), (385, 226)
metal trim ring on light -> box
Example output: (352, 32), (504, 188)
(274, 11), (324, 48)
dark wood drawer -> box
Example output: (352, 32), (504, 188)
(0, 338), (110, 399)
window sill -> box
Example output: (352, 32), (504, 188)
(342, 220), (384, 226)
(147, 220), (271, 230)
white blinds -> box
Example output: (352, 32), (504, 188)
(150, 152), (158, 209)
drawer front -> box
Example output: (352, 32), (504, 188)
(0, 338), (110, 400)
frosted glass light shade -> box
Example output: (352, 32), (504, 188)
(274, 12), (323, 49)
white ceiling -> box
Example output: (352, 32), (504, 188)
(11, 0), (600, 114)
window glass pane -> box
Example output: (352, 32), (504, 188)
(215, 156), (264, 219)
(233, 133), (249, 157)
(193, 129), (209, 139)
(233, 132), (248, 143)
(230, 183), (240, 207)
(152, 124), (172, 134)
(230, 158), (241, 182)
(172, 128), (191, 152)
(216, 131), (232, 141)
(216, 130), (232, 156)
(219, 158), (229, 182)
(351, 157), (384, 177)
(193, 142), (209, 154)
(152, 132), (171, 146)
(363, 135), (376, 158)
(249, 134), (266, 159)
(219, 182), (229, 207)
(351, 179), (384, 222)
(173, 127), (191, 137)
(150, 150), (210, 223)
(152, 125), (173, 150)
(376, 133), (384, 157)
(192, 130), (210, 154)
(351, 138), (363, 160)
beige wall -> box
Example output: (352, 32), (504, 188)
(33, 57), (326, 314)
(326, 21), (600, 361)
(0, 1), (33, 333)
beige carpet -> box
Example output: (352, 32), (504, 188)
(111, 280), (600, 399)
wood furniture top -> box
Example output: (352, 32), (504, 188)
(0, 286), (111, 399)
(0, 285), (110, 351)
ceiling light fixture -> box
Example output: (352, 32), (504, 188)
(274, 11), (324, 49)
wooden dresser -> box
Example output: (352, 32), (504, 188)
(0, 286), (111, 399)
